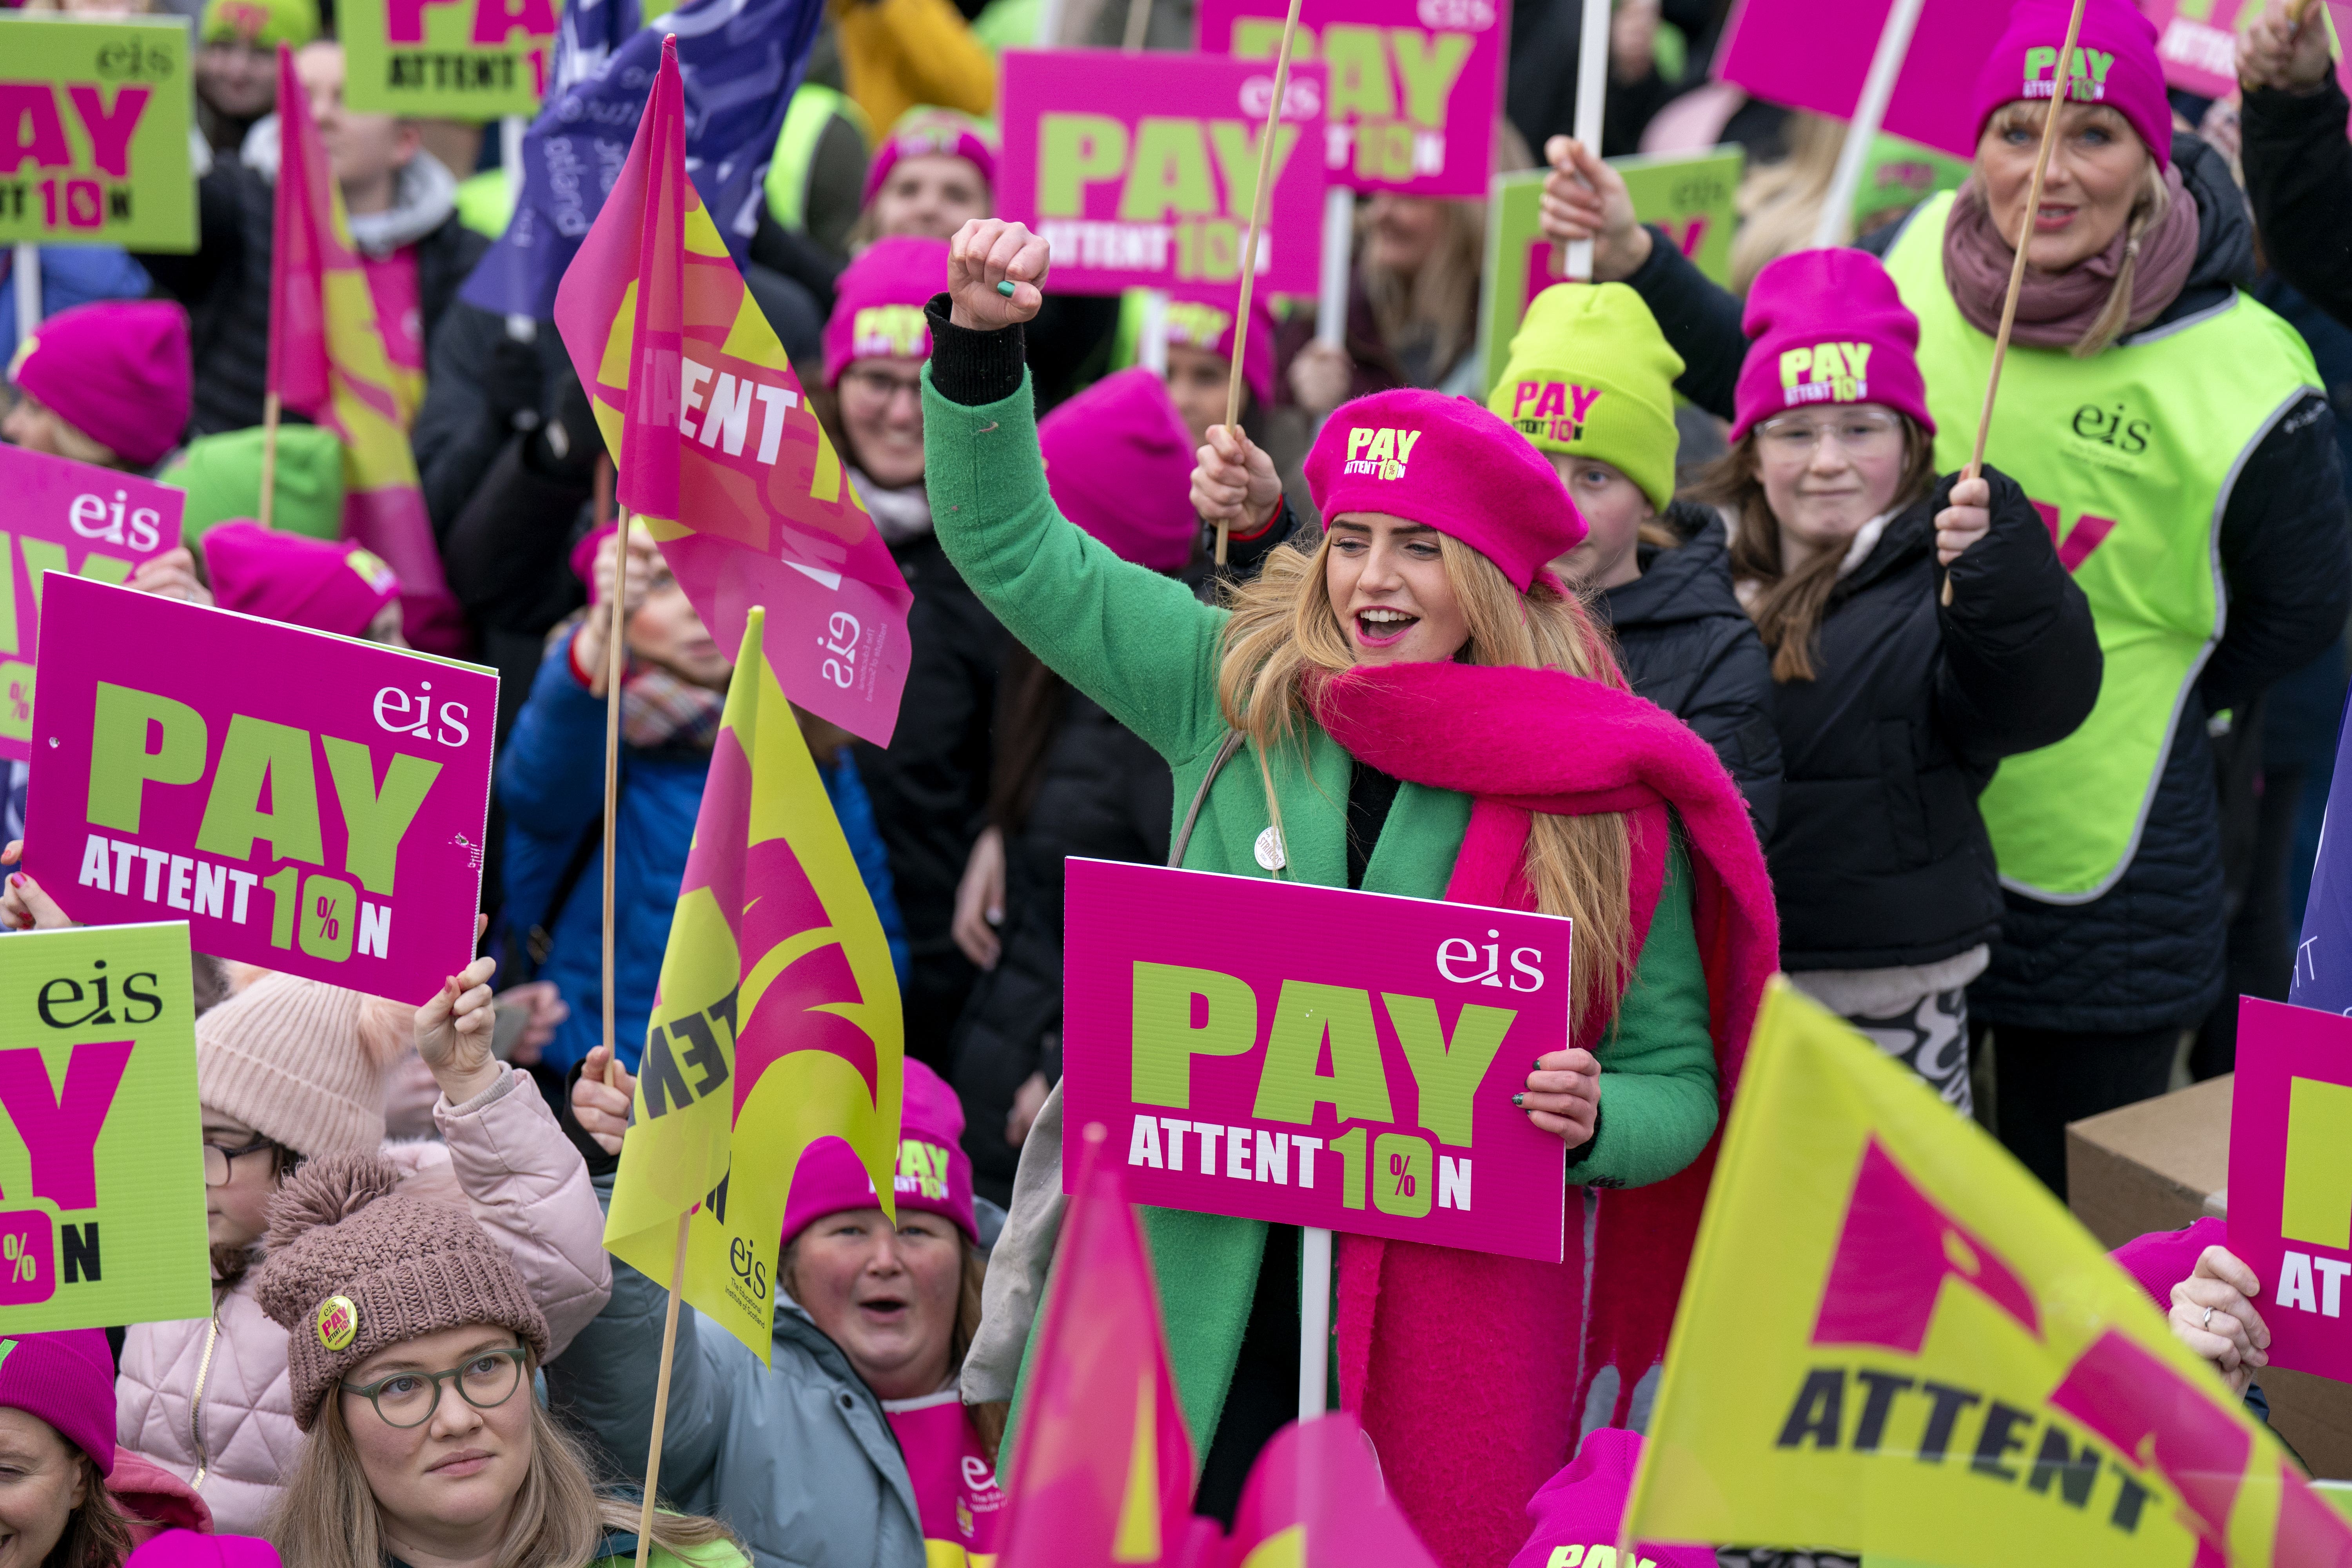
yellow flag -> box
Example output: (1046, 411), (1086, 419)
(1624, 980), (2352, 1565)
(603, 608), (903, 1362)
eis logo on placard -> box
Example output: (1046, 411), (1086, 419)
(1436, 928), (1546, 993)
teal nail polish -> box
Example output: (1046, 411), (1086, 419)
(1512, 1093), (1526, 1108)
(996, 280), (1018, 297)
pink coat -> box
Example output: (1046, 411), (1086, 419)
(114, 1067), (612, 1535)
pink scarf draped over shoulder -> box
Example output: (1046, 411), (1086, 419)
(1306, 662), (1779, 1568)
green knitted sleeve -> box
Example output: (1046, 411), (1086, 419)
(920, 367), (1231, 764)
(1570, 837), (1721, 1189)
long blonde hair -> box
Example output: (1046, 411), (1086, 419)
(1729, 112), (1851, 295)
(1216, 532), (1636, 1036)
(269, 1360), (740, 1568)
(1981, 100), (2172, 358)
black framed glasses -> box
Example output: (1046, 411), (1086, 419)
(201, 1136), (279, 1189)
(340, 1346), (530, 1429)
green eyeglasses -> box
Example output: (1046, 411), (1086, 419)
(340, 1346), (529, 1429)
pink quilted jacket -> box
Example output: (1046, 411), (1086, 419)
(114, 1066), (612, 1535)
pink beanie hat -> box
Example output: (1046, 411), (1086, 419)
(1510, 1430), (1716, 1568)
(10, 300), (192, 468)
(783, 1059), (975, 1245)
(1039, 367), (1200, 573)
(0, 1330), (115, 1474)
(1303, 388), (1586, 593)
(860, 109), (998, 209)
(1162, 292), (1277, 410)
(1732, 249), (1934, 442)
(824, 236), (949, 388)
(1970, 0), (2172, 169)
(203, 521), (401, 637)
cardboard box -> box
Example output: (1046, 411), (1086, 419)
(2067, 1074), (2352, 1477)
(2067, 1075), (2231, 1250)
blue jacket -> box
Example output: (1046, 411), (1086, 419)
(498, 632), (907, 1074)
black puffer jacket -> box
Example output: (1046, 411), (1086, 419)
(1599, 501), (1783, 838)
(949, 684), (1172, 1205)
(1616, 131), (2352, 1028)
(1767, 471), (2100, 969)
(2244, 76), (2352, 330)
(853, 530), (1010, 1070)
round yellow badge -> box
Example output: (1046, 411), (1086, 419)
(315, 1294), (359, 1352)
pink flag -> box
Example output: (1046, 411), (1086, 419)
(267, 44), (466, 652)
(996, 1123), (1197, 1568)
(552, 37), (914, 747)
(1223, 1414), (1441, 1568)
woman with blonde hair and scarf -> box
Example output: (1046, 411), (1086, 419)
(927, 218), (1777, 1564)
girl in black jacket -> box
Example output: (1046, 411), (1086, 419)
(1486, 281), (1782, 834)
(1683, 249), (2100, 1110)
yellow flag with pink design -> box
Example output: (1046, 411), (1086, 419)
(1623, 980), (2352, 1565)
(602, 607), (903, 1362)
(550, 34), (912, 746)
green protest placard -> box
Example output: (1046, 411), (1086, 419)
(1477, 145), (1742, 397)
(339, 0), (560, 118)
(0, 922), (209, 1332)
(0, 16), (194, 252)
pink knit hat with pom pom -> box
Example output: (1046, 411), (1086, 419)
(253, 1154), (550, 1430)
(195, 973), (412, 1157)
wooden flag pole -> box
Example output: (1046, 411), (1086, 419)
(1943, 0), (2088, 608)
(1217, 0), (1305, 567)
(1121, 0), (1152, 52)
(631, 1211), (693, 1568)
(257, 392), (282, 531)
(601, 511), (631, 1071)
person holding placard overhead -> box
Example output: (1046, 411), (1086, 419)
(1542, 0), (2351, 1196)
(113, 967), (610, 1536)
(926, 219), (1776, 1560)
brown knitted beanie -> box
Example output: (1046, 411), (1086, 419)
(196, 973), (410, 1156)
(253, 1155), (550, 1430)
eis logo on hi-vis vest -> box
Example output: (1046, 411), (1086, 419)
(1779, 342), (1873, 409)
(1344, 425), (1421, 481)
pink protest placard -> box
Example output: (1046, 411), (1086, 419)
(1196, 0), (1505, 199)
(1716, 0), (2008, 160)
(2141, 0), (2352, 107)
(1060, 857), (1572, 1261)
(24, 574), (495, 1005)
(2227, 996), (2352, 1382)
(0, 445), (183, 764)
(996, 49), (1328, 297)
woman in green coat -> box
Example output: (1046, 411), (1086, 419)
(931, 220), (1777, 1565)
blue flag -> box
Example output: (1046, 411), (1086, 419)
(461, 0), (823, 319)
(2293, 692), (2352, 1016)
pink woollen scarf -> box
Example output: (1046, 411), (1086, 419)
(1308, 660), (1779, 1568)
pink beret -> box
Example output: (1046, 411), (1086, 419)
(203, 521), (401, 637)
(12, 301), (192, 468)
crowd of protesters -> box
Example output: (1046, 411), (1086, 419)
(2, 0), (2350, 1563)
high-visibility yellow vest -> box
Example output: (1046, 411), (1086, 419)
(1882, 191), (2320, 902)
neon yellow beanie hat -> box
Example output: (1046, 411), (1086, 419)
(1487, 282), (1684, 513)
